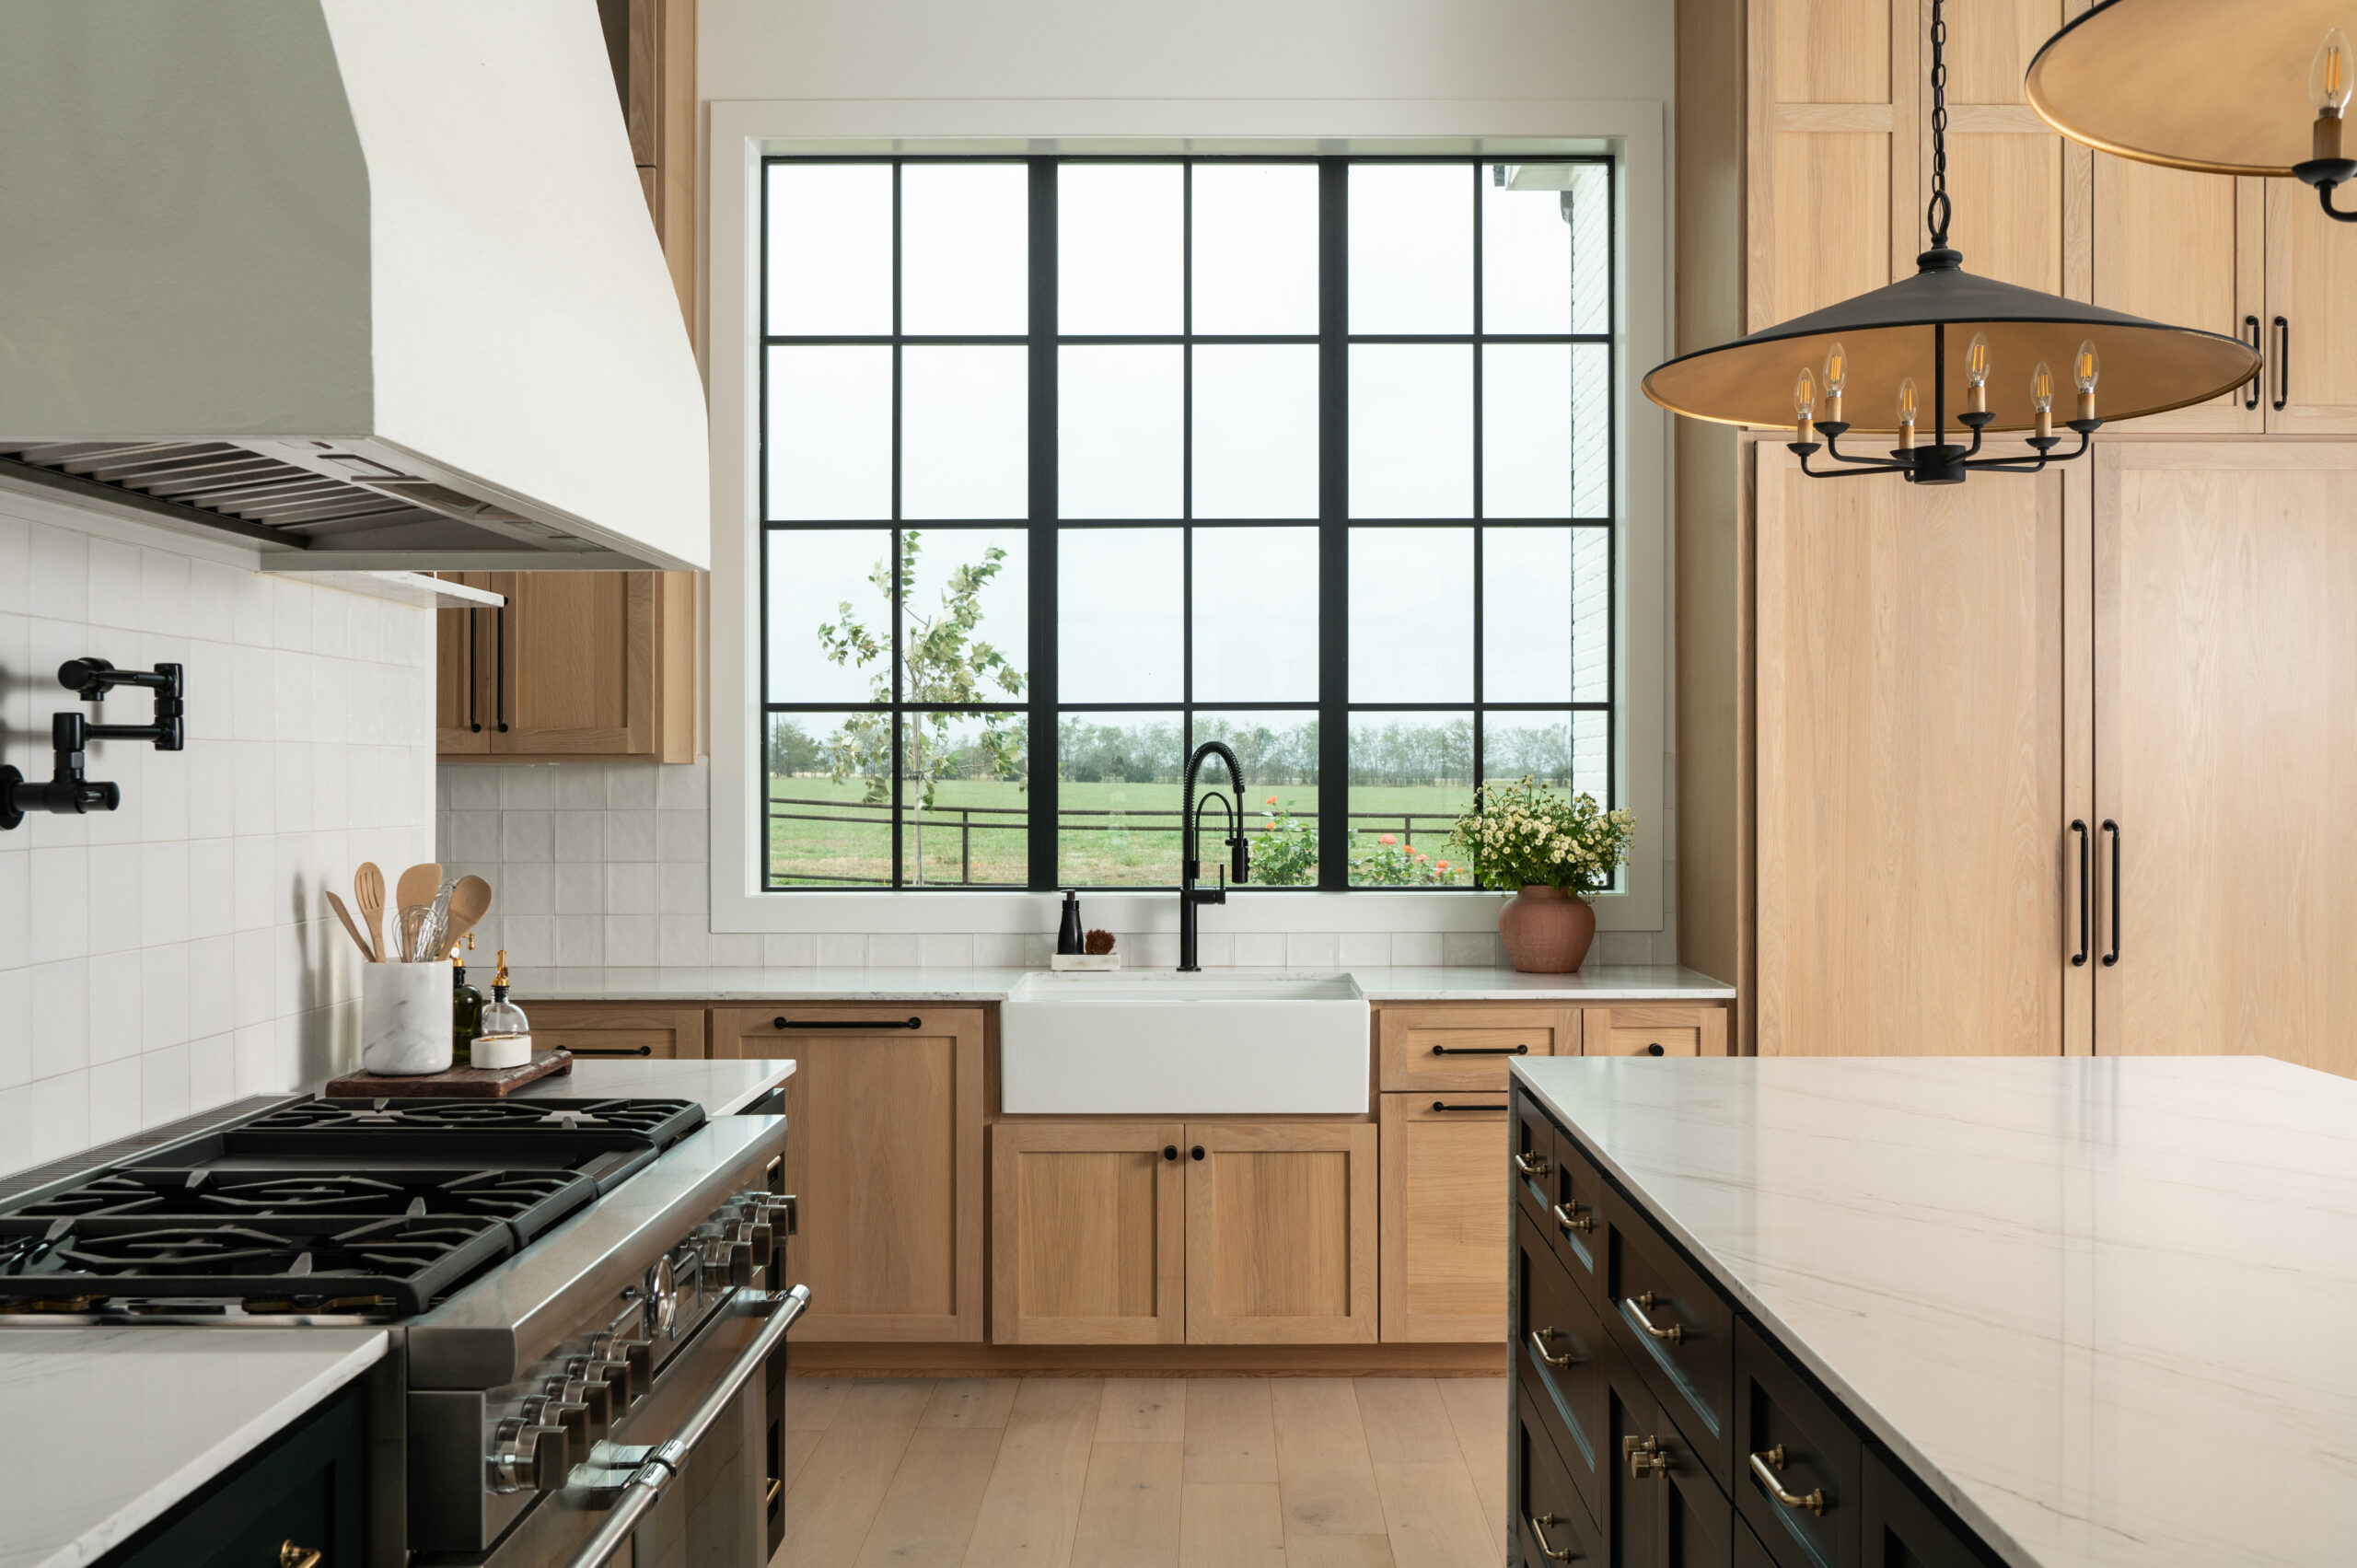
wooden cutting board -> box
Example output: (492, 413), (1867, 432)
(324, 1049), (573, 1098)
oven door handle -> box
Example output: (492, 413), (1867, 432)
(556, 1284), (810, 1568)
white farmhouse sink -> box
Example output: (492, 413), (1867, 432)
(999, 970), (1371, 1114)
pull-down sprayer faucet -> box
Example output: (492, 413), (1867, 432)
(1178, 740), (1248, 971)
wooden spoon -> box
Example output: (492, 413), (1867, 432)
(323, 891), (377, 961)
(354, 863), (386, 963)
(443, 875), (493, 949)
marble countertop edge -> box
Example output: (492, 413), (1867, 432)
(506, 962), (1735, 1004)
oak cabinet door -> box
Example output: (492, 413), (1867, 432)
(989, 1121), (1185, 1345)
(1379, 1091), (1510, 1342)
(457, 570), (694, 762)
(2093, 444), (2357, 1077)
(717, 1006), (985, 1340)
(1183, 1121), (1378, 1344)
(2093, 162), (2264, 434)
(526, 1002), (706, 1061)
(2266, 180), (2357, 433)
(1754, 445), (2084, 1058)
(434, 573), (493, 754)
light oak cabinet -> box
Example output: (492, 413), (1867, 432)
(1582, 1002), (1730, 1058)
(1377, 1005), (1581, 1092)
(716, 1005), (985, 1341)
(1379, 1092), (1509, 1342)
(597, 0), (698, 332)
(528, 1002), (706, 1061)
(436, 571), (695, 763)
(1185, 1121), (1378, 1345)
(990, 1121), (1184, 1345)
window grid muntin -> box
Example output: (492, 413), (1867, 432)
(759, 153), (1616, 891)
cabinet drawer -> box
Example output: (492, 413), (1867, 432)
(1516, 1395), (1603, 1568)
(1648, 1397), (1736, 1568)
(528, 1003), (706, 1061)
(1515, 1209), (1609, 1519)
(110, 1378), (366, 1568)
(1604, 1185), (1736, 1497)
(1584, 1004), (1729, 1058)
(1605, 1026), (1701, 1057)
(1862, 1446), (1988, 1568)
(1381, 1006), (1576, 1091)
(1511, 1094), (1609, 1305)
(1736, 1317), (1860, 1568)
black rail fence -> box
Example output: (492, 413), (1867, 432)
(762, 794), (1460, 886)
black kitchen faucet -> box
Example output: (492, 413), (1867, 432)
(0, 656), (183, 829)
(1178, 739), (1249, 971)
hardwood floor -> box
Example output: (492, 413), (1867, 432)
(774, 1375), (1507, 1567)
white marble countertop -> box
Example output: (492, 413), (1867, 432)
(508, 962), (1733, 1004)
(0, 1328), (386, 1568)
(508, 1055), (795, 1117)
(1511, 1055), (2357, 1568)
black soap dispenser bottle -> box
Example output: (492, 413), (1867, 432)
(1056, 890), (1084, 956)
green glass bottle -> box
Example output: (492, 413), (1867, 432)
(451, 934), (483, 1067)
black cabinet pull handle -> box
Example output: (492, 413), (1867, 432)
(564, 1045), (653, 1058)
(1643, 1042), (1664, 1056)
(1429, 1100), (1505, 1113)
(1163, 1144), (1178, 1161)
(2101, 819), (2122, 967)
(493, 604), (510, 733)
(1190, 1144), (1205, 1161)
(467, 599), (482, 734)
(2244, 314), (2262, 411)
(2070, 819), (2090, 967)
(1429, 1043), (1528, 1056)
(2274, 316), (2290, 412)
(772, 1016), (921, 1030)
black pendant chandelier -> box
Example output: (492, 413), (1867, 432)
(2027, 0), (2357, 221)
(1643, 0), (2262, 486)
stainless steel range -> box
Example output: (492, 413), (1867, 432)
(0, 1095), (806, 1567)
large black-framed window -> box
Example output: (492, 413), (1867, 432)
(760, 155), (1616, 891)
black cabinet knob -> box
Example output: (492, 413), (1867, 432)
(1190, 1145), (1205, 1161)
(1646, 1042), (1664, 1056)
(1162, 1144), (1178, 1161)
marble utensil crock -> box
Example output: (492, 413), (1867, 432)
(361, 961), (453, 1074)
(1498, 884), (1596, 972)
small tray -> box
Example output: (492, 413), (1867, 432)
(1050, 953), (1120, 971)
(324, 1049), (574, 1099)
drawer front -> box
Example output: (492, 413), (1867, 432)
(1585, 1004), (1729, 1059)
(1604, 1185), (1736, 1497)
(1737, 1515), (1782, 1568)
(1736, 1318), (1860, 1568)
(1383, 1006), (1574, 1091)
(1516, 1398), (1604, 1568)
(1546, 1125), (1610, 1306)
(1515, 1210), (1609, 1518)
(528, 1003), (705, 1060)
(1861, 1447), (1989, 1568)
(1606, 1025), (1701, 1057)
(1656, 1397), (1736, 1568)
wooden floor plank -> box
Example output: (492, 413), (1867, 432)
(1433, 1377), (1509, 1561)
(1183, 1377), (1280, 1484)
(787, 1376), (853, 1430)
(959, 1377), (1104, 1568)
(1070, 1441), (1186, 1568)
(853, 1427), (1006, 1568)
(1352, 1379), (1467, 1466)
(923, 1378), (1022, 1431)
(783, 1426), (822, 1494)
(781, 1381), (931, 1568)
(1269, 1377), (1388, 1537)
(1369, 1460), (1495, 1568)
(1283, 1537), (1399, 1568)
(1097, 1377), (1188, 1442)
(1178, 1481), (1287, 1568)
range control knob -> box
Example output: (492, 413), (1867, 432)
(567, 1353), (634, 1410)
(613, 1332), (655, 1390)
(727, 1239), (756, 1289)
(545, 1374), (610, 1437)
(489, 1417), (570, 1493)
(520, 1395), (592, 1465)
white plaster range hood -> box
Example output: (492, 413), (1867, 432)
(0, 1), (709, 572)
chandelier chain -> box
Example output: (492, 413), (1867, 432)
(1927, 0), (1951, 249)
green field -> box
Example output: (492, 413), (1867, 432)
(764, 776), (1471, 888)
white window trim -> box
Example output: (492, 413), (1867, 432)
(706, 97), (1666, 938)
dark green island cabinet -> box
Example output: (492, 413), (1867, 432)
(99, 1377), (367, 1568)
(1507, 1085), (1991, 1568)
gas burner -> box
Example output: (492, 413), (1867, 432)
(59, 1225), (301, 1274)
(241, 1097), (703, 1144)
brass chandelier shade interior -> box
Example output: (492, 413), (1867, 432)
(1642, 264), (2263, 436)
(2026, 0), (2354, 175)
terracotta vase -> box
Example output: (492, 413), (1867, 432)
(1498, 885), (1596, 973)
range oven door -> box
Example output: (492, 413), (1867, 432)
(467, 1285), (807, 1568)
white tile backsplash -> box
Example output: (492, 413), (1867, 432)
(0, 504), (435, 1178)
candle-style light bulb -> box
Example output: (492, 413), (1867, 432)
(2073, 339), (2100, 423)
(1794, 366), (1817, 445)
(2316, 30), (2353, 159)
(1896, 376), (1918, 450)
(1964, 331), (1991, 414)
(1823, 341), (1848, 425)
(2031, 360), (2055, 440)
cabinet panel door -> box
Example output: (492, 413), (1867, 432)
(2093, 162), (2264, 434)
(1657, 1397), (1736, 1568)
(720, 1006), (984, 1339)
(488, 571), (651, 756)
(1861, 1447), (1987, 1568)
(2266, 180), (2357, 433)
(527, 1002), (707, 1061)
(1755, 445), (2085, 1058)
(1380, 1092), (1510, 1342)
(1515, 1208), (1611, 1523)
(1516, 1395), (1604, 1568)
(1379, 1005), (1576, 1092)
(2094, 445), (2357, 1077)
(1937, 0), (2085, 299)
(435, 573), (494, 754)
(1183, 1121), (1378, 1344)
(990, 1121), (1184, 1344)
(1736, 1318), (1860, 1568)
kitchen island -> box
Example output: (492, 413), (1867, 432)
(1508, 1055), (2357, 1568)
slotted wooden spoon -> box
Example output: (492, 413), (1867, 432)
(354, 862), (386, 962)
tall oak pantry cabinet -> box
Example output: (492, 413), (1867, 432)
(1677, 0), (2357, 1074)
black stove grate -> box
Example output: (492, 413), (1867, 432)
(244, 1098), (703, 1142)
(17, 1168), (600, 1241)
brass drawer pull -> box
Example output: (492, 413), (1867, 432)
(1749, 1445), (1829, 1514)
(281, 1545), (322, 1568)
(1624, 1291), (1685, 1344)
(1513, 1151), (1552, 1178)
(1526, 1511), (1579, 1561)
(1623, 1434), (1668, 1478)
(1552, 1200), (1593, 1235)
(1528, 1326), (1575, 1369)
